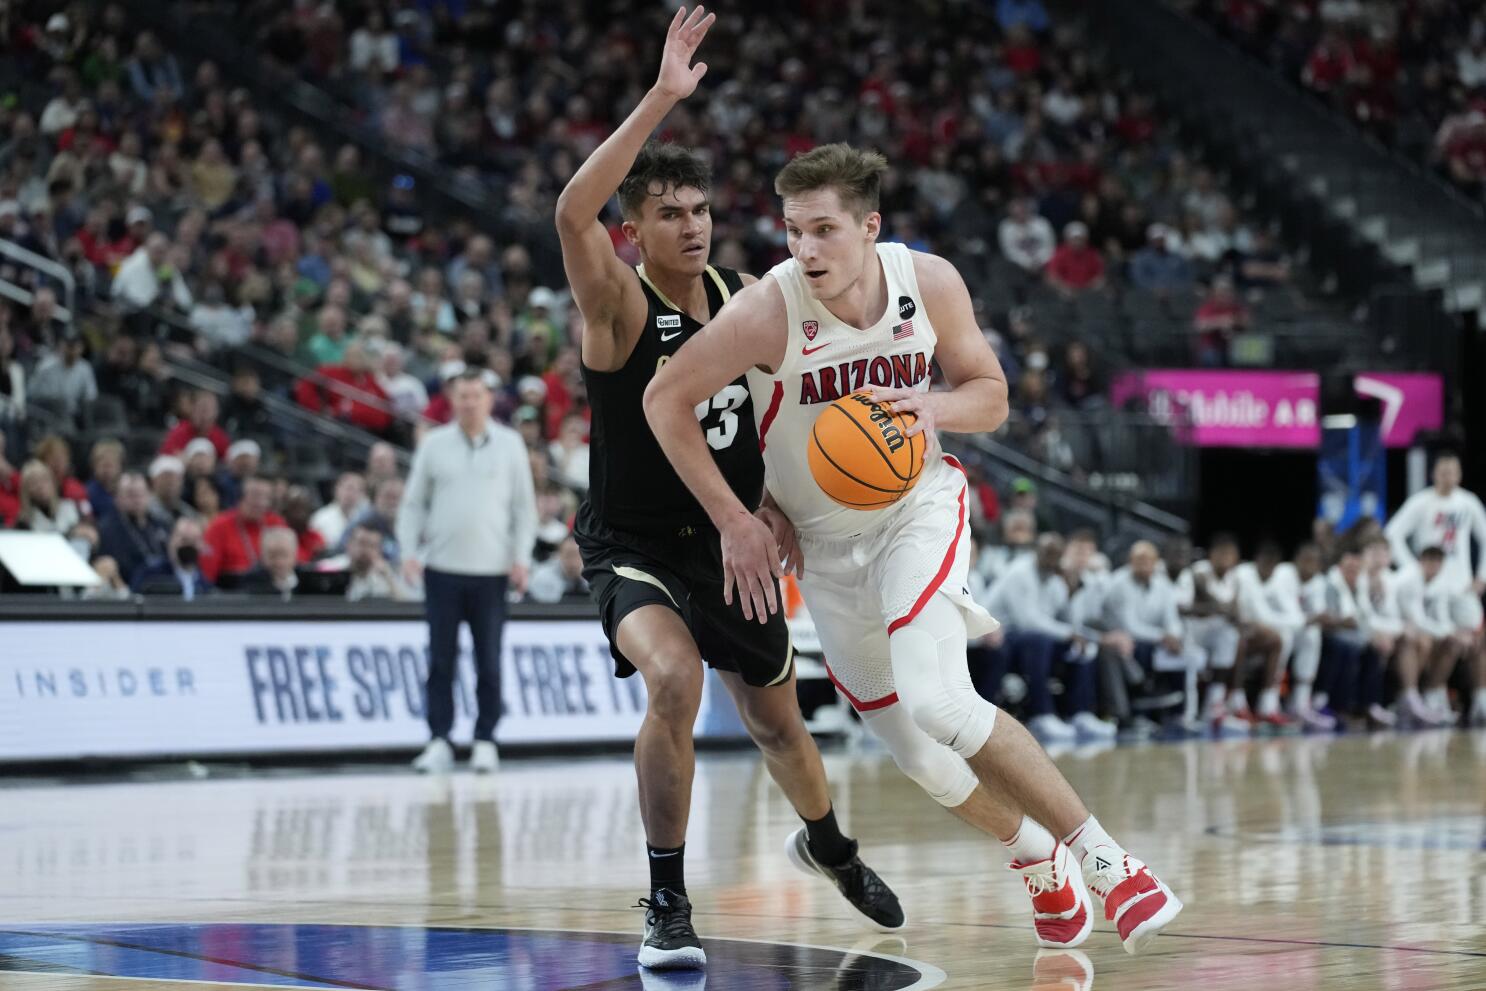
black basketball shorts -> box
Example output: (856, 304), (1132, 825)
(573, 506), (795, 689)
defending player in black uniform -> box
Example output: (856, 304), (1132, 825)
(555, 5), (902, 971)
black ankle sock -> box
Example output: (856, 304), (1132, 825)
(647, 842), (686, 896)
(803, 806), (855, 867)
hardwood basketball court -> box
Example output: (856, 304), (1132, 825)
(2, 730), (1483, 989)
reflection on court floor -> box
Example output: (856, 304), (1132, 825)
(0, 923), (941, 989)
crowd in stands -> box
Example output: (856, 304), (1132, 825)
(928, 451), (1486, 741)
(0, 0), (1447, 643)
(1188, 0), (1486, 203)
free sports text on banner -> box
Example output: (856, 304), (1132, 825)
(0, 619), (743, 761)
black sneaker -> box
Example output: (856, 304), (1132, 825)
(636, 887), (706, 970)
(785, 827), (907, 931)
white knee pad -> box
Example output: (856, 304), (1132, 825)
(862, 703), (977, 808)
(887, 596), (999, 761)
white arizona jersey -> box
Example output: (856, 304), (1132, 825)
(1178, 560), (1240, 609)
(1384, 486), (1486, 590)
(1235, 562), (1306, 632)
(746, 242), (939, 541)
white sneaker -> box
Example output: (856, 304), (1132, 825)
(1080, 845), (1183, 955)
(1211, 708), (1253, 736)
(1029, 714), (1078, 742)
(470, 740), (499, 773)
(1367, 703), (1398, 729)
(1295, 707), (1337, 733)
(412, 738), (454, 773)
(1071, 712), (1118, 740)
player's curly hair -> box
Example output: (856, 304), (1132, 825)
(617, 142), (711, 220)
(774, 143), (888, 220)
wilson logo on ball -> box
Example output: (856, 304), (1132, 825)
(807, 392), (924, 510)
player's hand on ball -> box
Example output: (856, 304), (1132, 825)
(722, 512), (783, 623)
(863, 385), (936, 438)
(655, 5), (715, 101)
(756, 505), (804, 577)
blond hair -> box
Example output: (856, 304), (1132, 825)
(774, 144), (888, 220)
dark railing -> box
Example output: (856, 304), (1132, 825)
(946, 406), (1194, 546)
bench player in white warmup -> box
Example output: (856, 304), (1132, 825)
(645, 144), (1183, 954)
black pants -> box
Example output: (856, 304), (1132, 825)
(424, 568), (508, 742)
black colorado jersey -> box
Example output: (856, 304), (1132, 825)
(579, 264), (763, 536)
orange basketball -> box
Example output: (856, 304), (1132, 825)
(808, 392), (924, 509)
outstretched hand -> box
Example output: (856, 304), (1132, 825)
(655, 6), (715, 101)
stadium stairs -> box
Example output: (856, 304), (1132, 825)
(1091, 0), (1479, 379)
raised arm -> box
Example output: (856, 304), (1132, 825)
(644, 277), (789, 621)
(554, 6), (715, 372)
(866, 252), (1010, 437)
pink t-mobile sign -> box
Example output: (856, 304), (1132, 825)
(1110, 370), (1321, 447)
(1111, 370), (1444, 448)
(1351, 372), (1443, 447)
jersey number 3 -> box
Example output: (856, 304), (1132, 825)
(693, 384), (747, 451)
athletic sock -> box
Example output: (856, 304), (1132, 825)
(803, 806), (855, 867)
(1204, 682), (1227, 713)
(647, 843), (686, 897)
(1227, 686), (1249, 711)
(1001, 815), (1057, 864)
(1472, 688), (1486, 715)
(1424, 686), (1449, 712)
(1291, 682), (1313, 714)
(1063, 815), (1117, 863)
(1257, 687), (1281, 717)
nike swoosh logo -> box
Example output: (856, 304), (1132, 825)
(661, 330), (682, 341)
(649, 850), (681, 858)
(801, 343), (830, 355)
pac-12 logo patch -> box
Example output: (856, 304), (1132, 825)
(898, 296), (916, 320)
(802, 320), (819, 341)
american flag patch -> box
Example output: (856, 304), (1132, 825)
(893, 320), (914, 340)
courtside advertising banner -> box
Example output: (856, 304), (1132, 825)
(0, 619), (744, 761)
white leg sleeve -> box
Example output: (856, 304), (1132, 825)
(1292, 625), (1323, 684)
(861, 703), (978, 808)
(887, 594), (999, 761)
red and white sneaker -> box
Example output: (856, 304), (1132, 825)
(1008, 841), (1094, 949)
(1080, 845), (1183, 955)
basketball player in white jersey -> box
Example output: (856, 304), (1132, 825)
(645, 144), (1183, 955)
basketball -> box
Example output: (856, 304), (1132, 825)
(808, 392), (925, 509)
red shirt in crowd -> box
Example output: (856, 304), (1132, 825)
(295, 366), (394, 435)
(0, 469), (19, 526)
(160, 421), (232, 459)
(421, 391), (453, 426)
(1046, 244), (1106, 290)
(296, 528), (325, 563)
(201, 508), (288, 582)
(1303, 40), (1355, 93)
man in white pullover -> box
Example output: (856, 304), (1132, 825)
(1103, 541), (1205, 727)
(397, 368), (538, 772)
(1395, 545), (1486, 726)
(985, 533), (1103, 741)
(1385, 452), (1486, 629)
(1234, 542), (1304, 726)
(1358, 536), (1448, 727)
(1175, 534), (1246, 731)
(1327, 542), (1393, 727)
